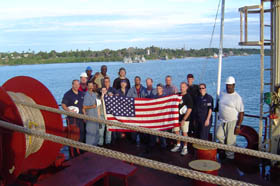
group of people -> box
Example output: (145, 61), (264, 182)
(62, 65), (244, 159)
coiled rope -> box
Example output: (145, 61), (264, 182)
(7, 92), (45, 158)
(12, 100), (280, 162)
(0, 120), (258, 186)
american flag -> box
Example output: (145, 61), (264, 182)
(104, 94), (181, 132)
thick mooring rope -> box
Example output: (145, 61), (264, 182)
(0, 120), (258, 186)
(7, 92), (46, 158)
(13, 100), (280, 162)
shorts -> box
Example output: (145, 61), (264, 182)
(173, 121), (189, 133)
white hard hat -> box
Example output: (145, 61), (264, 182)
(80, 72), (88, 78)
(225, 76), (235, 84)
(68, 106), (79, 113)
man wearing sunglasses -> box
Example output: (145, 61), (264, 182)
(195, 83), (213, 140)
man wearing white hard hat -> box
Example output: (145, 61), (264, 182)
(216, 76), (244, 160)
(79, 72), (88, 92)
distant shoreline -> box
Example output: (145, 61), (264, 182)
(0, 47), (270, 66)
(0, 55), (263, 67)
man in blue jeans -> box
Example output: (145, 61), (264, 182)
(149, 83), (167, 149)
(127, 76), (147, 147)
(98, 77), (115, 145)
(83, 81), (99, 146)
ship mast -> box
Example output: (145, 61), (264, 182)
(214, 0), (225, 141)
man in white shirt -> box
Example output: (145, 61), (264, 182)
(216, 76), (244, 159)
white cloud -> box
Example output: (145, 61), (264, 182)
(4, 26), (66, 33)
(1, 15), (243, 33)
(69, 33), (241, 46)
(168, 0), (207, 3)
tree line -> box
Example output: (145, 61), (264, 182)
(0, 46), (270, 65)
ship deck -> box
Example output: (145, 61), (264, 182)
(87, 137), (280, 186)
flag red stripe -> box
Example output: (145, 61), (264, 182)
(134, 94), (178, 101)
(109, 125), (178, 132)
(109, 123), (178, 129)
(107, 117), (179, 124)
(142, 123), (179, 128)
(135, 98), (181, 106)
(134, 111), (179, 117)
(135, 105), (178, 112)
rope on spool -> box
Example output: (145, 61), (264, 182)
(0, 120), (259, 186)
(13, 100), (280, 162)
(7, 92), (46, 158)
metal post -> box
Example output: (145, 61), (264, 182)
(245, 8), (248, 42)
(269, 0), (274, 152)
(273, 0), (280, 86)
(214, 0), (225, 141)
(271, 0), (280, 156)
(240, 10), (243, 42)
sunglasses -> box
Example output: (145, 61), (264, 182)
(199, 87), (205, 90)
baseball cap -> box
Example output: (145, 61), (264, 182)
(187, 74), (194, 78)
(86, 66), (92, 71)
(225, 76), (235, 84)
(80, 72), (88, 78)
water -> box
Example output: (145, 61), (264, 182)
(0, 55), (270, 146)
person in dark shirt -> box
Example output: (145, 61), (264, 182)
(85, 66), (93, 82)
(116, 79), (129, 97)
(195, 83), (213, 140)
(102, 76), (116, 95)
(187, 74), (200, 99)
(186, 73), (200, 137)
(146, 78), (157, 98)
(170, 82), (193, 156)
(113, 67), (131, 90)
(127, 76), (147, 98)
(62, 79), (85, 143)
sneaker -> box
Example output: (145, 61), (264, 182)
(181, 146), (188, 156)
(170, 144), (181, 152)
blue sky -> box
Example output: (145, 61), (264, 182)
(0, 0), (270, 52)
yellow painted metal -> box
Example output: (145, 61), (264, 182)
(259, 0), (264, 151)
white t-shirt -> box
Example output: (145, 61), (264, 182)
(219, 91), (244, 122)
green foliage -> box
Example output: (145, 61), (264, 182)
(0, 47), (270, 65)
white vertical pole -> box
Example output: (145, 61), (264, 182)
(214, 0), (225, 141)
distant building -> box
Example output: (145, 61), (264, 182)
(23, 54), (29, 58)
(146, 49), (150, 56)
